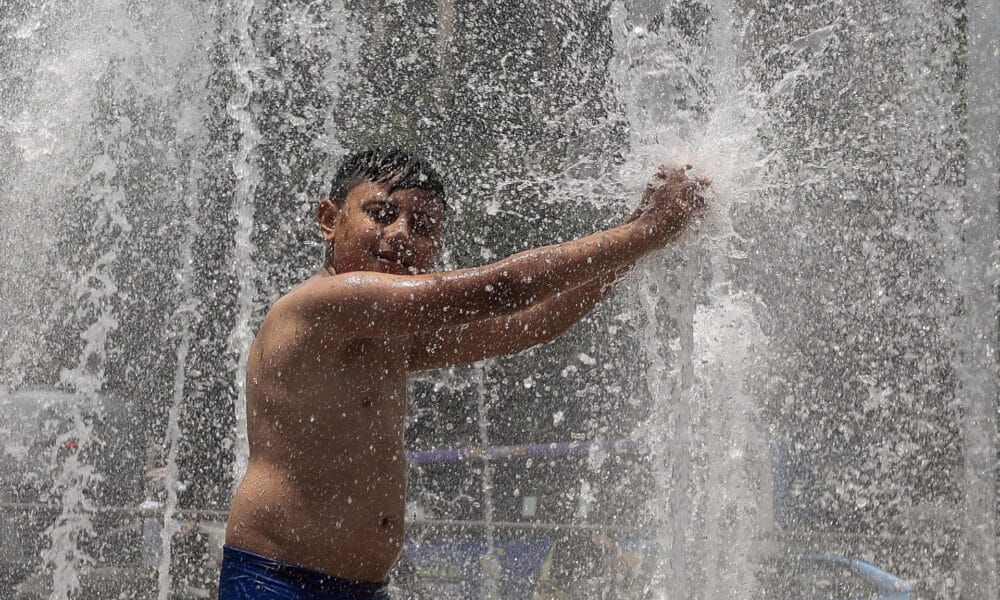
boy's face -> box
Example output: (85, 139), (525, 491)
(320, 179), (445, 275)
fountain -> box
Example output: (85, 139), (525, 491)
(0, 0), (997, 599)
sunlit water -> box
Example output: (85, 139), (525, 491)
(1, 1), (997, 599)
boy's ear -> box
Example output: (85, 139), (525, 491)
(317, 199), (339, 240)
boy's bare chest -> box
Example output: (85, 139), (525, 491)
(247, 334), (411, 447)
(251, 322), (412, 398)
(338, 336), (410, 375)
(313, 336), (412, 412)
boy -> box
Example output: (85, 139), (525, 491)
(221, 149), (708, 599)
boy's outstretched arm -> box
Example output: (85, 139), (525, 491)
(290, 165), (705, 338)
(407, 264), (631, 371)
(407, 168), (711, 370)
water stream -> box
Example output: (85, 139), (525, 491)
(226, 0), (263, 490)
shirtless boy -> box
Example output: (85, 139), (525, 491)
(221, 148), (708, 599)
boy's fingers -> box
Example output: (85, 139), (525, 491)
(679, 183), (694, 203)
(693, 192), (707, 209)
(682, 182), (709, 208)
(655, 163), (687, 180)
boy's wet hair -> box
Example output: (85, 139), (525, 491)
(329, 148), (445, 208)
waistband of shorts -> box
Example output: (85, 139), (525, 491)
(222, 545), (388, 594)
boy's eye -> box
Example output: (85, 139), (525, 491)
(412, 217), (436, 236)
(368, 206), (396, 224)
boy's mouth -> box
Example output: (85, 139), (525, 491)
(376, 252), (410, 274)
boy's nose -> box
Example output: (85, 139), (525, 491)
(384, 216), (411, 241)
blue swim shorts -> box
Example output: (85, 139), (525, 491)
(218, 546), (390, 600)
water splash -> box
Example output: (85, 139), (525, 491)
(21, 3), (136, 593)
(5, 2), (219, 596)
(613, 0), (777, 597)
(225, 0), (264, 488)
(474, 363), (501, 600)
(155, 16), (217, 595)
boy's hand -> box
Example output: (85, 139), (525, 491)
(634, 164), (710, 241)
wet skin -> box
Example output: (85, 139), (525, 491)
(226, 182), (443, 581)
(224, 167), (708, 582)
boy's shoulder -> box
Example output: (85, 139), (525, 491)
(272, 271), (342, 315)
(262, 271), (381, 341)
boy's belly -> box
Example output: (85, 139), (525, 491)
(225, 459), (406, 582)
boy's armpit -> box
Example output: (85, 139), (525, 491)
(407, 318), (523, 371)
